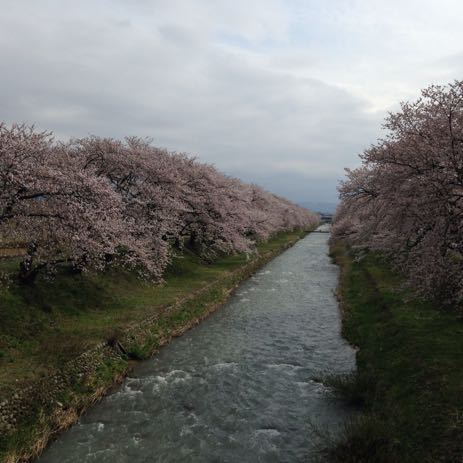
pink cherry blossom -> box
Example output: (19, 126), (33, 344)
(0, 124), (319, 283)
(332, 80), (463, 305)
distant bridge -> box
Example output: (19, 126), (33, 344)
(319, 213), (333, 224)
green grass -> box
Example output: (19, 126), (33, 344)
(327, 242), (463, 463)
(0, 230), (306, 394)
(0, 229), (310, 462)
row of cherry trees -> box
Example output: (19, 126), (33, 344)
(332, 80), (463, 305)
(0, 124), (318, 283)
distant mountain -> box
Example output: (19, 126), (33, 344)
(298, 201), (338, 214)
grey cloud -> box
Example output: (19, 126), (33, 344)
(1, 1), (384, 203)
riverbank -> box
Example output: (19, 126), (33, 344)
(37, 228), (354, 462)
(0, 229), (310, 463)
(328, 242), (463, 463)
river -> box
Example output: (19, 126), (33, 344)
(38, 229), (355, 462)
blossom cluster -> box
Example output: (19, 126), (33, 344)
(0, 124), (318, 282)
(332, 81), (463, 305)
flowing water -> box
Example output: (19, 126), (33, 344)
(38, 229), (355, 462)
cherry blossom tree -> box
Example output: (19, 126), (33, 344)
(332, 80), (463, 305)
(0, 124), (130, 283)
(0, 123), (318, 283)
(73, 135), (319, 263)
(70, 136), (184, 279)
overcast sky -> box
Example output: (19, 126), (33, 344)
(2, 1), (462, 206)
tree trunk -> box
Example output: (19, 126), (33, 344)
(18, 243), (39, 285)
(18, 261), (39, 284)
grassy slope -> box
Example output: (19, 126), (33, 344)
(0, 231), (305, 394)
(0, 230), (310, 462)
(328, 242), (463, 463)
